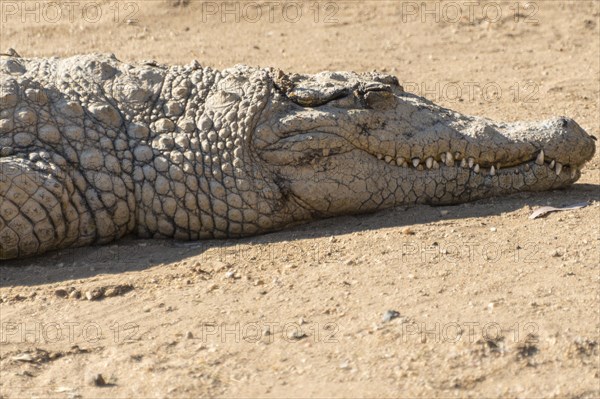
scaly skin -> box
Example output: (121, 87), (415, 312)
(0, 54), (596, 260)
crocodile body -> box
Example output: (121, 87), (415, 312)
(0, 54), (596, 260)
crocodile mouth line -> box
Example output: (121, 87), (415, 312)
(368, 148), (578, 179)
(269, 130), (581, 179)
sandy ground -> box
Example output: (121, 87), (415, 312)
(1, 1), (599, 397)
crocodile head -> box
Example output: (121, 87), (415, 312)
(252, 70), (596, 217)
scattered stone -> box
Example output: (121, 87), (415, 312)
(69, 290), (82, 300)
(104, 284), (134, 297)
(225, 270), (236, 279)
(89, 373), (107, 386)
(516, 341), (539, 360)
(186, 331), (194, 339)
(490, 227), (497, 232)
(402, 227), (415, 235)
(12, 353), (34, 362)
(85, 288), (104, 301)
(550, 249), (562, 257)
(382, 310), (401, 323)
(287, 330), (307, 340)
(206, 283), (219, 293)
(54, 288), (69, 298)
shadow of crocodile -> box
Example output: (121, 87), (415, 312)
(1, 182), (598, 288)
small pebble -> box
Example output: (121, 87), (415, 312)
(402, 227), (415, 235)
(287, 330), (307, 340)
(68, 290), (81, 300)
(382, 310), (401, 323)
(85, 289), (104, 301)
(12, 353), (34, 362)
(89, 373), (107, 386)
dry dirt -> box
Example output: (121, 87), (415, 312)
(1, 1), (599, 398)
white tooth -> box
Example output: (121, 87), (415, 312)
(474, 164), (480, 173)
(396, 157), (405, 166)
(454, 152), (461, 160)
(385, 155), (392, 163)
(490, 165), (496, 176)
(433, 160), (440, 169)
(555, 162), (563, 175)
(322, 148), (330, 157)
(402, 161), (408, 168)
(468, 157), (475, 168)
(535, 150), (544, 165)
(549, 160), (555, 169)
(445, 151), (454, 166)
(460, 158), (467, 168)
(377, 154), (383, 160)
(412, 158), (420, 168)
(524, 163), (530, 172)
(440, 153), (446, 163)
(571, 169), (577, 179)
(426, 157), (433, 169)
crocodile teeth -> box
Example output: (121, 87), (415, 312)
(385, 155), (392, 163)
(396, 157), (405, 166)
(377, 154), (383, 160)
(555, 162), (563, 175)
(322, 148), (330, 157)
(412, 158), (421, 168)
(490, 165), (496, 176)
(454, 152), (461, 160)
(426, 157), (433, 169)
(440, 153), (446, 163)
(549, 160), (555, 169)
(535, 150), (545, 165)
(524, 163), (530, 172)
(445, 152), (454, 167)
(473, 164), (480, 173)
(432, 160), (440, 169)
(468, 157), (475, 168)
(571, 169), (577, 178)
(460, 158), (468, 168)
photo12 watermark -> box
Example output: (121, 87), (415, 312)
(1, 1), (139, 24)
(397, 1), (539, 24)
(198, 321), (339, 343)
(400, 240), (540, 265)
(398, 320), (539, 344)
(1, 321), (139, 344)
(402, 81), (540, 104)
(195, 1), (340, 23)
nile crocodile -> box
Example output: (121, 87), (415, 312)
(0, 54), (596, 260)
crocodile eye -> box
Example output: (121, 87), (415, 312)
(287, 87), (350, 107)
